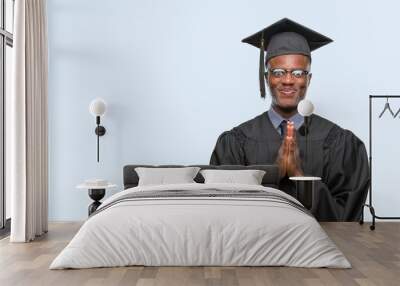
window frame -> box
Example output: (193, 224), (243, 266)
(0, 0), (13, 233)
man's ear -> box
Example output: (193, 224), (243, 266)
(264, 72), (269, 87)
(307, 73), (312, 86)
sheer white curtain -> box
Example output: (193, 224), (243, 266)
(8, 0), (48, 242)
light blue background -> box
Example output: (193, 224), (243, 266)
(47, 0), (400, 221)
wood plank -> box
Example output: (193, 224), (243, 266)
(0, 222), (399, 286)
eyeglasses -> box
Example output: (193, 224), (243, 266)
(266, 68), (310, 79)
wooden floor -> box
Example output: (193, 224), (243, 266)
(0, 222), (399, 286)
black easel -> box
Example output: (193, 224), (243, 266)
(360, 95), (400, 230)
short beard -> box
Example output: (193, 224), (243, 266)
(270, 91), (304, 114)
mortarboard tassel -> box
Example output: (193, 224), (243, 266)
(259, 33), (266, 98)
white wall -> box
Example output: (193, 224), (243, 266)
(47, 0), (400, 220)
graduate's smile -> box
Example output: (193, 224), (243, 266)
(274, 86), (302, 108)
(278, 88), (297, 96)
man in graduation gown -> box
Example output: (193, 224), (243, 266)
(210, 18), (369, 221)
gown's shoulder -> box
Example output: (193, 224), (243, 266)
(234, 112), (271, 140)
(236, 112), (268, 130)
(311, 114), (336, 129)
(317, 114), (365, 149)
(216, 112), (269, 144)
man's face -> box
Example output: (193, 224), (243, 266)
(266, 54), (311, 113)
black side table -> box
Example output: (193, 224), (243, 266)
(77, 182), (117, 216)
(289, 176), (321, 210)
(88, 189), (106, 215)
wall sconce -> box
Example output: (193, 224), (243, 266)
(89, 98), (107, 162)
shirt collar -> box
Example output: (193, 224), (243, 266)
(267, 107), (304, 130)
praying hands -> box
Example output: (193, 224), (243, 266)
(275, 121), (304, 178)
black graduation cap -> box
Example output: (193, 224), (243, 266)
(242, 18), (333, 98)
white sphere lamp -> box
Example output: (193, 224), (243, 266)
(89, 98), (107, 162)
(89, 98), (107, 117)
(298, 99), (314, 117)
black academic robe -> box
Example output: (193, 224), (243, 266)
(210, 112), (370, 221)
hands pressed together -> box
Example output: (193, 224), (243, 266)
(275, 121), (304, 178)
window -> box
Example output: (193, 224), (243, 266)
(0, 0), (13, 234)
